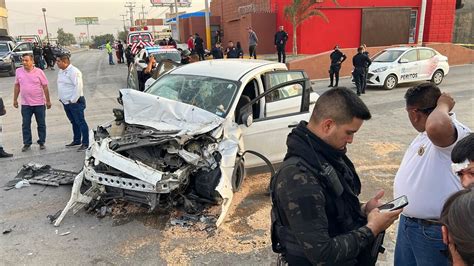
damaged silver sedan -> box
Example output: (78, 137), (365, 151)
(55, 60), (318, 226)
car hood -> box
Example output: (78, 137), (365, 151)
(121, 89), (225, 136)
(369, 61), (393, 70)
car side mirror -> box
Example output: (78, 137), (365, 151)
(240, 105), (253, 127)
(399, 58), (409, 63)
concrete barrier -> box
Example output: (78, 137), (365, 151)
(287, 43), (474, 80)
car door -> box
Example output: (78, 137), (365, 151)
(239, 70), (314, 167)
(418, 49), (437, 79)
(398, 49), (420, 83)
(12, 42), (32, 66)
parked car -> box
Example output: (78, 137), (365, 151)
(366, 46), (449, 90)
(11, 42), (71, 67)
(56, 60), (319, 227)
(0, 41), (16, 76)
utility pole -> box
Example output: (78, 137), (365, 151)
(205, 0), (211, 50)
(120, 14), (127, 31)
(139, 4), (148, 26)
(174, 0), (180, 41)
(41, 8), (50, 44)
(124, 2), (135, 27)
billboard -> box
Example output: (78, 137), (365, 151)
(150, 0), (191, 7)
(75, 17), (99, 25)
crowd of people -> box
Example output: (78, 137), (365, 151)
(32, 42), (58, 71)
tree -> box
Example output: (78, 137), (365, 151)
(92, 34), (115, 48)
(284, 0), (339, 55)
(57, 28), (77, 46)
(118, 31), (128, 43)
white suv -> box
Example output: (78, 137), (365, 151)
(367, 47), (449, 90)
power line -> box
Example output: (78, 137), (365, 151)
(124, 2), (136, 26)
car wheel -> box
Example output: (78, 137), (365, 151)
(8, 62), (15, 76)
(232, 157), (246, 192)
(383, 74), (398, 90)
(431, 70), (444, 85)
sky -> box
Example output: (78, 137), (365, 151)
(6, 0), (206, 39)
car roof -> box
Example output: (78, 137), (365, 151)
(169, 60), (285, 81)
(384, 46), (434, 51)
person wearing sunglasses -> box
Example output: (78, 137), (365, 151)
(451, 133), (474, 188)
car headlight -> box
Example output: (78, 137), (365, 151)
(372, 66), (388, 73)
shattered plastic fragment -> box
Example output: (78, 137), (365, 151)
(14, 180), (30, 189)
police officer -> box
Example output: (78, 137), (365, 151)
(352, 46), (372, 96)
(274, 25), (288, 63)
(328, 45), (346, 87)
(32, 42), (44, 70)
(362, 44), (370, 94)
(270, 87), (402, 265)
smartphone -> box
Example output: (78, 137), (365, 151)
(379, 195), (408, 212)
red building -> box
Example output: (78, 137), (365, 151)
(211, 0), (457, 55)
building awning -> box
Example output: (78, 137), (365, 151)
(165, 11), (209, 23)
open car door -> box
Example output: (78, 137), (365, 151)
(239, 70), (316, 168)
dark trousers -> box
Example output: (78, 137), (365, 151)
(353, 68), (365, 94)
(329, 65), (341, 86)
(63, 97), (89, 146)
(277, 45), (286, 63)
(249, 45), (257, 59)
(21, 105), (46, 145)
(196, 48), (205, 61)
(362, 67), (369, 93)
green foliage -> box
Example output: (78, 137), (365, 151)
(118, 31), (128, 42)
(57, 28), (77, 46)
(92, 34), (115, 48)
(284, 0), (339, 55)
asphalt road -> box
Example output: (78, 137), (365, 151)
(0, 50), (472, 265)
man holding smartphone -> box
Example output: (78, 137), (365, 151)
(393, 83), (471, 265)
(271, 87), (402, 265)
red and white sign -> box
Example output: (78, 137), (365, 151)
(38, 29), (43, 35)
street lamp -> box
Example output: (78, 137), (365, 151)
(42, 8), (50, 44)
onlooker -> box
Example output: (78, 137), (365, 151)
(214, 30), (221, 45)
(271, 87), (402, 265)
(105, 40), (114, 65)
(274, 25), (288, 63)
(0, 96), (13, 158)
(247, 26), (258, 59)
(451, 133), (474, 188)
(352, 46), (371, 96)
(362, 44), (370, 93)
(13, 54), (52, 152)
(236, 42), (244, 58)
(168, 37), (177, 49)
(225, 41), (239, 59)
(117, 41), (124, 64)
(42, 43), (55, 70)
(32, 42), (44, 70)
(194, 33), (205, 61)
(328, 45), (346, 87)
(393, 83), (471, 265)
(187, 35), (194, 53)
(125, 44), (133, 68)
(56, 54), (89, 151)
(211, 43), (224, 59)
(159, 38), (168, 46)
(440, 187), (474, 266)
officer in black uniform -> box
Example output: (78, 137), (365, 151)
(328, 45), (346, 87)
(352, 46), (372, 96)
(32, 42), (44, 70)
(362, 44), (370, 94)
(270, 87), (402, 266)
(274, 25), (289, 63)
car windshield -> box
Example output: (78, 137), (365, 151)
(150, 51), (181, 63)
(145, 74), (239, 117)
(373, 50), (405, 62)
(0, 43), (9, 53)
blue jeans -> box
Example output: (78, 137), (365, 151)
(21, 105), (46, 145)
(108, 53), (114, 64)
(63, 97), (89, 146)
(394, 215), (448, 266)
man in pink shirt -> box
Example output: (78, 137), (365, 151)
(13, 54), (52, 152)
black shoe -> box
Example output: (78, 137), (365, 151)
(357, 92), (361, 96)
(328, 84), (333, 87)
(39, 144), (46, 150)
(21, 145), (31, 152)
(77, 145), (88, 152)
(65, 142), (81, 147)
(361, 91), (366, 94)
(0, 148), (13, 158)
(334, 84), (338, 87)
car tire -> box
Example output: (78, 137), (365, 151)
(431, 70), (444, 85)
(232, 157), (246, 192)
(383, 74), (398, 90)
(8, 62), (15, 76)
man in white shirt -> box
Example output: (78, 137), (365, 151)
(56, 54), (89, 151)
(393, 83), (471, 265)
